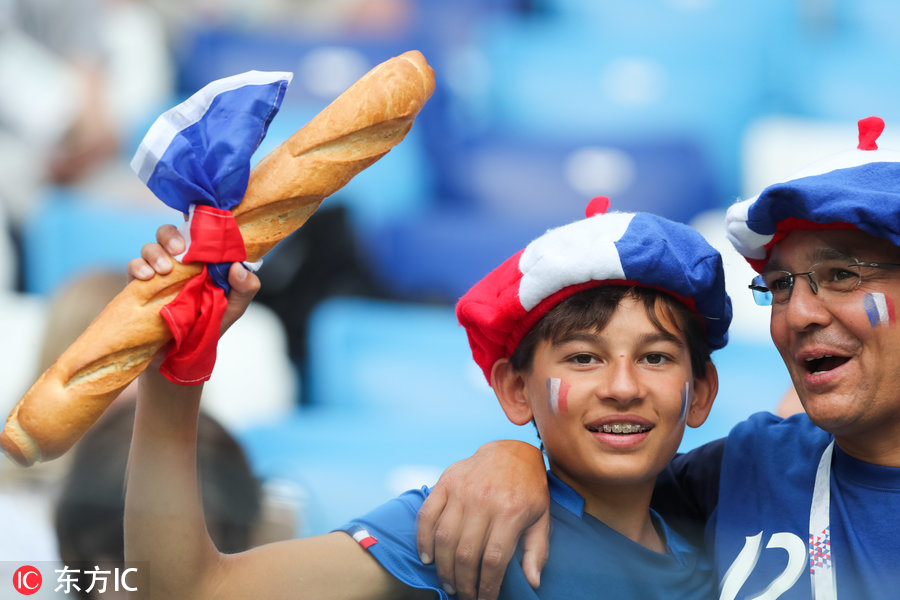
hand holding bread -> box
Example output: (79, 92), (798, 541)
(1, 50), (435, 466)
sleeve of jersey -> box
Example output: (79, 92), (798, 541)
(336, 487), (450, 599)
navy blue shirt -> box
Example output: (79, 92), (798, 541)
(710, 412), (900, 599)
(340, 471), (715, 599)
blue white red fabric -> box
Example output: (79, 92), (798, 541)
(345, 524), (378, 550)
(726, 116), (900, 272)
(131, 70), (292, 384)
(457, 197), (732, 383)
(339, 470), (715, 599)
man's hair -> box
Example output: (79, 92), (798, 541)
(508, 285), (712, 378)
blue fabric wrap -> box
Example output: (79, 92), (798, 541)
(135, 75), (290, 293)
(617, 213), (732, 350)
(747, 162), (900, 244)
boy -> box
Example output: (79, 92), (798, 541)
(125, 197), (731, 598)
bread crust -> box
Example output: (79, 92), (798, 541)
(1, 50), (434, 465)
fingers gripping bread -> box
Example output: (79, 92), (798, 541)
(1, 50), (435, 466)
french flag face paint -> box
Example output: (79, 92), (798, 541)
(547, 378), (570, 414)
(864, 292), (895, 327)
(679, 381), (692, 422)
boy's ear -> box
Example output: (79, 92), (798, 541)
(686, 361), (718, 429)
(491, 359), (534, 426)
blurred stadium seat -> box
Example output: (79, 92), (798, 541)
(357, 129), (718, 303)
(21, 187), (171, 296)
(438, 9), (777, 202)
(358, 209), (550, 302)
(439, 131), (719, 223)
(239, 295), (537, 534)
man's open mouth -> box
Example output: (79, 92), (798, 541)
(805, 355), (850, 374)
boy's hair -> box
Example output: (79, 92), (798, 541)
(509, 285), (711, 379)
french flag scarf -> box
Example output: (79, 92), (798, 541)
(131, 70), (292, 384)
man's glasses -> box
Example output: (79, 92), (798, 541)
(749, 260), (900, 306)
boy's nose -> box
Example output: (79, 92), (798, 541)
(601, 359), (643, 405)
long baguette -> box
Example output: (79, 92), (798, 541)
(1, 50), (435, 466)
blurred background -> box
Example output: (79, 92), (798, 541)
(1, 0), (897, 565)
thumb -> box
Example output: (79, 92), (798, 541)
(520, 509), (550, 589)
(220, 263), (260, 336)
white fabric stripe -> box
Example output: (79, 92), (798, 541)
(351, 528), (372, 543)
(518, 212), (632, 311)
(130, 70), (293, 184)
(725, 198), (773, 260)
(809, 441), (836, 600)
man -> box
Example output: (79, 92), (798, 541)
(415, 116), (900, 600)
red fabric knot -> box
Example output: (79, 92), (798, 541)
(160, 205), (247, 385)
(857, 116), (885, 151)
(181, 205), (247, 264)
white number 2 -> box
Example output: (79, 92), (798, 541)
(719, 531), (806, 600)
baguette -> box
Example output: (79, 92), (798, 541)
(1, 50), (435, 466)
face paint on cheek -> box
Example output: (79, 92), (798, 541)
(863, 292), (895, 327)
(546, 377), (570, 413)
(679, 381), (692, 422)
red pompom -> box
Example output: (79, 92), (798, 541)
(585, 196), (611, 217)
(858, 116), (885, 151)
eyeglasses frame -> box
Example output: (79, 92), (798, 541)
(748, 260), (900, 306)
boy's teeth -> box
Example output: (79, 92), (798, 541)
(599, 423), (648, 434)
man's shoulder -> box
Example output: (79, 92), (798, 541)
(722, 411), (830, 475)
(728, 411), (825, 445)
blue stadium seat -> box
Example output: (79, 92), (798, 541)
(358, 130), (718, 303)
(174, 25), (443, 234)
(21, 188), (172, 296)
(438, 11), (774, 200)
(239, 296), (538, 534)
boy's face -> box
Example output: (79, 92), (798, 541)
(503, 295), (714, 506)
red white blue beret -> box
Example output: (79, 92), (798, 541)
(457, 197), (732, 383)
(726, 116), (900, 273)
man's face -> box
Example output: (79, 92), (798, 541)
(767, 228), (900, 463)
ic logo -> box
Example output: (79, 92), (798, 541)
(13, 565), (42, 595)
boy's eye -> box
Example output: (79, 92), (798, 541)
(570, 353), (598, 365)
(643, 353), (668, 365)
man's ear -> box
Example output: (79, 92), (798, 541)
(491, 359), (534, 426)
(686, 360), (718, 428)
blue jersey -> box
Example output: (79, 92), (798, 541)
(654, 412), (900, 599)
(340, 471), (715, 599)
(709, 412), (900, 598)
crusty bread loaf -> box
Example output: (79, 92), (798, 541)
(1, 50), (435, 466)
